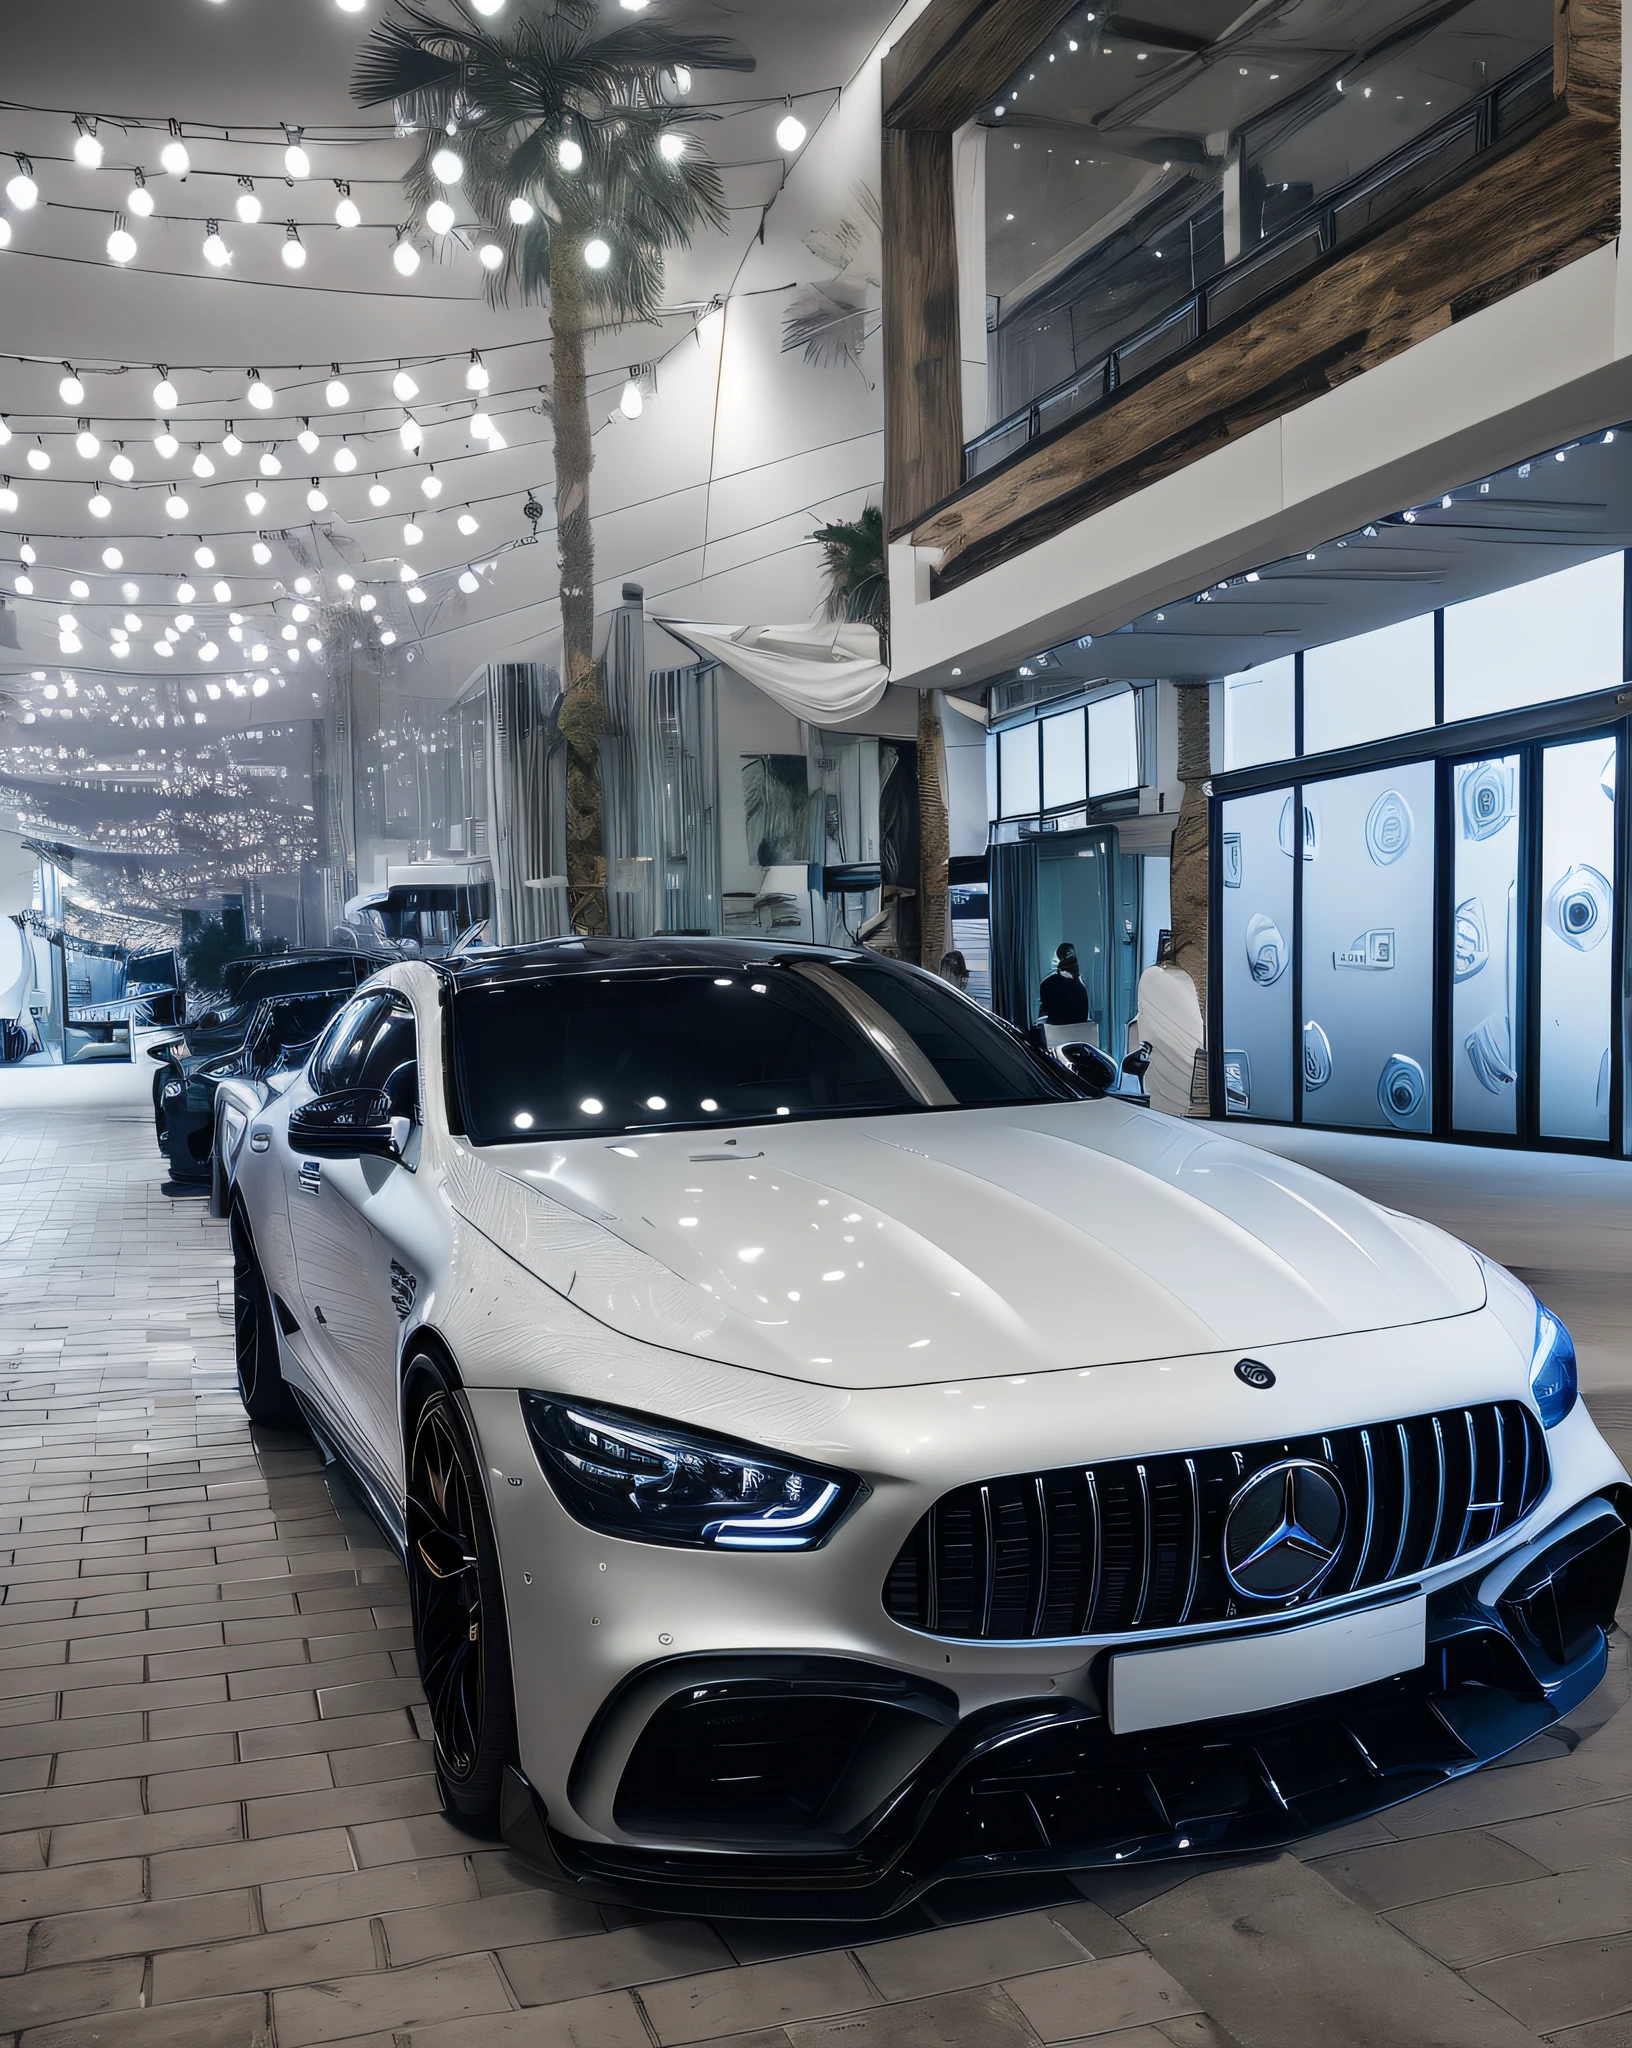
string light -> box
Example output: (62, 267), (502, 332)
(127, 172), (155, 218)
(458, 568), (480, 593)
(478, 243), (504, 270)
(88, 492), (112, 518)
(776, 110), (808, 151)
(245, 488), (267, 514)
(202, 222), (231, 267)
(620, 371), (643, 419)
(431, 148), (464, 185)
(154, 429), (179, 458)
(106, 224), (139, 263)
(251, 541), (272, 565)
(297, 422), (320, 454)
(152, 374), (179, 410)
(247, 374), (275, 409)
(426, 199), (456, 235)
(192, 451), (215, 477)
(403, 519), (423, 545)
(421, 471), (443, 499)
(281, 224), (307, 269)
(283, 129), (311, 180)
(508, 197), (534, 224)
(584, 237), (611, 268)
(75, 430), (100, 458)
(334, 185), (361, 229)
(306, 481), (328, 510)
(59, 371), (86, 406)
(399, 416), (422, 452)
(236, 183), (263, 224)
(333, 444), (357, 472)
(392, 369), (419, 401)
(7, 165), (39, 210)
(392, 238), (421, 276)
(194, 544), (216, 569)
(73, 126), (104, 170)
(369, 480), (391, 506)
(558, 139), (583, 172)
(325, 372), (350, 406)
(159, 140), (191, 178)
(165, 492), (189, 518)
(222, 429), (243, 455)
(457, 510), (479, 535)
(259, 449), (282, 475)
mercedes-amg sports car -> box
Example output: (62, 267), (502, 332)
(226, 939), (1630, 1920)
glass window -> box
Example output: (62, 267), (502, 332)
(1219, 789), (1295, 1121)
(356, 1005), (417, 1094)
(1303, 614), (1435, 756)
(998, 722), (1041, 817)
(1451, 755), (1521, 1136)
(450, 964), (1080, 1145)
(1538, 738), (1617, 1142)
(311, 993), (392, 1093)
(1041, 708), (1087, 810)
(1222, 660), (1295, 770)
(1443, 554), (1624, 722)
(1088, 691), (1139, 797)
(1299, 762), (1436, 1133)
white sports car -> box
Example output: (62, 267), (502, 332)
(227, 939), (1630, 1919)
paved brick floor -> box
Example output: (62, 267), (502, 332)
(0, 1105), (1627, 2048)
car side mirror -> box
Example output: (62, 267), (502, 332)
(1057, 1041), (1120, 1094)
(288, 1086), (402, 1160)
(1123, 1041), (1153, 1081)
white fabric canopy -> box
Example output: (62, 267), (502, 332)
(655, 617), (889, 726)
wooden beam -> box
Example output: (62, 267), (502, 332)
(882, 127), (963, 538)
(883, 0), (1077, 132)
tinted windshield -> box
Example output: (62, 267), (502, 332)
(451, 960), (1080, 1145)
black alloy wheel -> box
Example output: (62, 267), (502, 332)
(405, 1371), (516, 1833)
(230, 1205), (298, 1426)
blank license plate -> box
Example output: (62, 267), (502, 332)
(1108, 1594), (1427, 1735)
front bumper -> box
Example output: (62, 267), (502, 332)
(498, 1494), (1629, 1920)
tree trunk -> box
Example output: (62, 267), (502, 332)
(1168, 681), (1212, 1106)
(550, 244), (609, 937)
(916, 689), (949, 971)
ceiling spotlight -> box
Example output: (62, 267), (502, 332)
(153, 375), (179, 410)
(202, 223), (231, 267)
(659, 131), (686, 162)
(88, 492), (112, 518)
(251, 541), (272, 565)
(73, 128), (104, 170)
(421, 472), (443, 499)
(458, 568), (480, 594)
(281, 225), (307, 269)
(508, 196), (534, 224)
(432, 148), (464, 184)
(776, 112), (807, 151)
(60, 371), (86, 406)
(107, 225), (139, 263)
(297, 424), (319, 455)
(426, 198), (456, 235)
(160, 140), (191, 177)
(307, 483), (329, 511)
(102, 547), (122, 569)
(247, 376), (274, 409)
(259, 450), (282, 475)
(194, 545), (216, 568)
(165, 493), (188, 518)
(236, 186), (263, 224)
(192, 451), (215, 477)
(334, 189), (361, 230)
(154, 429), (179, 459)
(7, 169), (39, 210)
(584, 237), (610, 268)
(334, 445), (357, 472)
(392, 238), (421, 276)
(478, 243), (505, 270)
(245, 489), (266, 514)
(457, 511), (479, 535)
(369, 481), (391, 507)
(75, 429), (100, 459)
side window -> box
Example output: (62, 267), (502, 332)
(357, 1005), (419, 1120)
(311, 994), (390, 1094)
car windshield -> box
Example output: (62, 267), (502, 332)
(450, 959), (1083, 1145)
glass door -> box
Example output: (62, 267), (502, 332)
(1536, 735), (1619, 1142)
(1450, 753), (1521, 1137)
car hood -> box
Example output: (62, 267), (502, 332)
(451, 1102), (1485, 1390)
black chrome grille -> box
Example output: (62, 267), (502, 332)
(883, 1402), (1548, 1641)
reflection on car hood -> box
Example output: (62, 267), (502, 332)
(454, 1102), (1485, 1389)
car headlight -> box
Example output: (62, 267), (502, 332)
(1530, 1301), (1578, 1428)
(520, 1394), (863, 1550)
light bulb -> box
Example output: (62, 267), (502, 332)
(214, 580), (231, 601)
(252, 542), (272, 565)
(245, 489), (266, 513)
(369, 481), (390, 506)
(19, 544), (34, 562)
(194, 545), (216, 568)
(392, 370), (419, 401)
(392, 239), (421, 276)
(336, 572), (355, 591)
(432, 148), (463, 184)
(102, 547), (122, 569)
(457, 511), (479, 535)
(404, 520), (423, 545)
(236, 190), (262, 224)
(291, 602), (310, 621)
(334, 195), (361, 229)
(458, 569), (479, 594)
(75, 430), (100, 459)
(470, 412), (494, 439)
(281, 228), (306, 269)
(400, 418), (422, 452)
(74, 131), (104, 170)
(659, 131), (686, 162)
(426, 198), (456, 235)
(776, 113), (807, 151)
(150, 374), (179, 411)
(307, 485), (328, 511)
(26, 446), (49, 470)
(584, 237), (610, 268)
(284, 144), (312, 180)
(247, 378), (274, 409)
(108, 225), (139, 262)
(421, 473), (443, 499)
(154, 430), (179, 459)
(672, 64), (692, 94)
(333, 445), (357, 472)
(465, 355), (489, 391)
(176, 583), (195, 604)
(360, 592), (376, 611)
(399, 563), (416, 581)
(160, 141), (191, 177)
(165, 493), (188, 518)
(408, 586), (426, 604)
(109, 452), (134, 482)
(222, 431), (243, 455)
(202, 227), (231, 267)
(381, 628), (397, 645)
(325, 377), (350, 406)
(70, 582), (89, 601)
(478, 242), (505, 270)
(259, 450), (282, 476)
(297, 426), (319, 454)
(7, 174), (38, 209)
(192, 451), (215, 477)
(59, 372), (85, 405)
(469, 0), (503, 12)
(620, 375), (643, 419)
(281, 624), (297, 641)
(89, 492), (112, 518)
(558, 138), (583, 172)
(508, 196), (534, 224)
(127, 181), (155, 217)
(0, 489), (18, 514)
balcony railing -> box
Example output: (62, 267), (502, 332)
(963, 51), (1555, 487)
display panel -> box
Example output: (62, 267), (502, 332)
(1222, 660), (1295, 771)
(998, 722), (1040, 818)
(1303, 614), (1435, 757)
(1538, 737), (1617, 1142)
(1443, 554), (1625, 723)
(1041, 708), (1087, 811)
(1219, 789), (1294, 1121)
(1299, 762), (1435, 1132)
(1088, 691), (1140, 797)
(1451, 755), (1521, 1136)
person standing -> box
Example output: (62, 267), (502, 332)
(1038, 941), (1090, 1027)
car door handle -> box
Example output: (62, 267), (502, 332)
(298, 1160), (321, 1196)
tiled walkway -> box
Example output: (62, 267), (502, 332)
(0, 1108), (1627, 2048)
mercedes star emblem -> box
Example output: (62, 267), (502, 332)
(1223, 1459), (1347, 1602)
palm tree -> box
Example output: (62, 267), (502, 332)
(355, 1), (752, 936)
(812, 505), (947, 972)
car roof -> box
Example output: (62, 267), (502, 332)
(443, 937), (905, 991)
